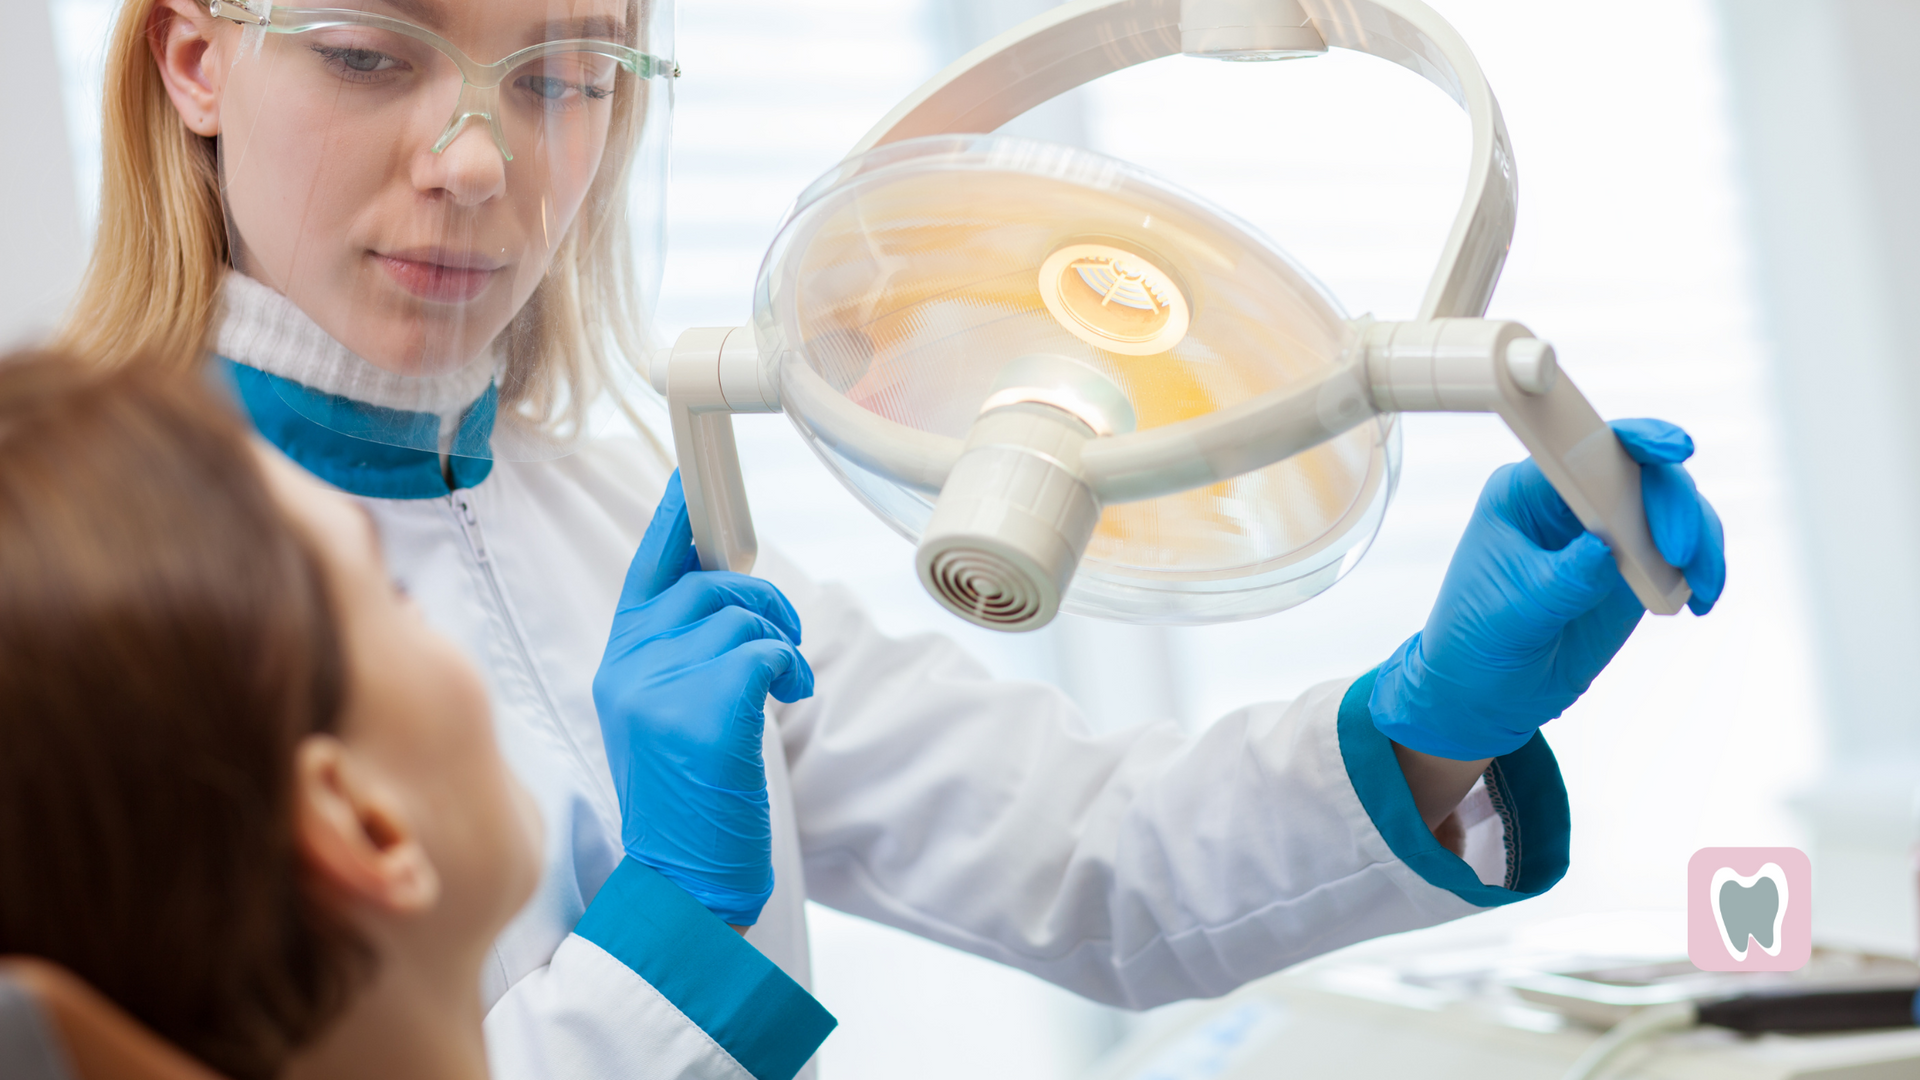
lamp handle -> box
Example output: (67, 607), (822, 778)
(1496, 370), (1693, 617)
(660, 326), (771, 574)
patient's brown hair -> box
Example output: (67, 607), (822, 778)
(0, 353), (364, 1079)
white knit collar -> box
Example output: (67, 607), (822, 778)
(216, 272), (501, 417)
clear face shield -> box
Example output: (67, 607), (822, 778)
(208, 0), (674, 459)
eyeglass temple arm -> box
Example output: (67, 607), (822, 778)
(209, 0), (271, 26)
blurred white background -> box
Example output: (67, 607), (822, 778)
(40, 1), (1852, 1077)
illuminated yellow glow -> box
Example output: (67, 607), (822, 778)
(1037, 242), (1191, 356)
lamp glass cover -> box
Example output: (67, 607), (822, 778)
(754, 135), (1398, 624)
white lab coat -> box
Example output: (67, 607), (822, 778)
(366, 438), (1548, 1079)
(219, 279), (1565, 1080)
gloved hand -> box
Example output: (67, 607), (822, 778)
(593, 472), (815, 926)
(1371, 419), (1725, 761)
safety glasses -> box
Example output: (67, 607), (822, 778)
(208, 0), (677, 161)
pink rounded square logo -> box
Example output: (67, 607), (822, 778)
(1687, 847), (1812, 971)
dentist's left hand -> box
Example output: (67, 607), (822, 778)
(593, 472), (815, 927)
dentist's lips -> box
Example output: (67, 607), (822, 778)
(376, 249), (503, 303)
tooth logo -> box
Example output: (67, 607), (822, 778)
(1709, 863), (1787, 961)
(1687, 847), (1811, 972)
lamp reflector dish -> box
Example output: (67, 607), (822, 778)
(755, 135), (1397, 624)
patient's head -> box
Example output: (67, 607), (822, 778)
(0, 353), (539, 1080)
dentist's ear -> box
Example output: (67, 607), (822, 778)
(150, 0), (230, 138)
(293, 735), (441, 917)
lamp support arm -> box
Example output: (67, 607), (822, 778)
(1083, 318), (1688, 613)
(852, 0), (1516, 322)
(661, 315), (1686, 618)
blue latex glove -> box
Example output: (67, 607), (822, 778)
(1371, 419), (1726, 761)
(592, 472), (815, 925)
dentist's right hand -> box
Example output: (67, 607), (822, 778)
(593, 472), (815, 927)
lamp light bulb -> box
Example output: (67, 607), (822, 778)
(1038, 242), (1191, 356)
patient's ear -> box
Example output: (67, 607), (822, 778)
(150, 0), (228, 138)
(293, 735), (440, 916)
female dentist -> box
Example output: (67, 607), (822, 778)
(63, 0), (1726, 1078)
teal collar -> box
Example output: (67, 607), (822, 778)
(222, 357), (495, 499)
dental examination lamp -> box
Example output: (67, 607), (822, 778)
(654, 0), (1691, 631)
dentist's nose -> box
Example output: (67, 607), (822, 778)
(417, 118), (508, 206)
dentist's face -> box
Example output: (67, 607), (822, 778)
(179, 0), (629, 376)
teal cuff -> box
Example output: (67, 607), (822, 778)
(1338, 669), (1570, 906)
(576, 858), (836, 1080)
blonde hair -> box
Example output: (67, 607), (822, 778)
(59, 0), (668, 456)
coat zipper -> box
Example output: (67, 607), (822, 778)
(451, 492), (613, 816)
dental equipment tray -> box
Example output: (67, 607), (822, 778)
(1504, 951), (1920, 1028)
